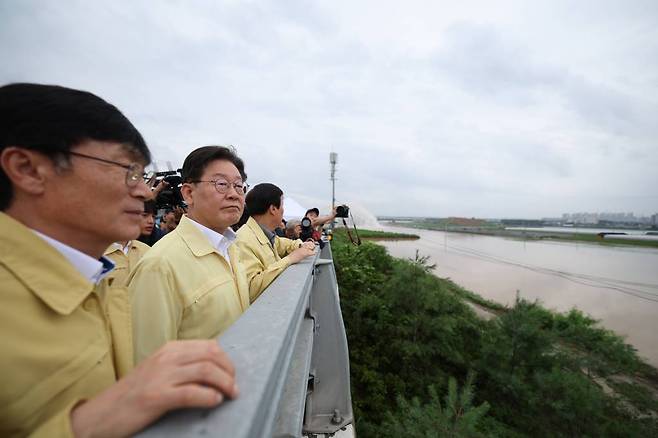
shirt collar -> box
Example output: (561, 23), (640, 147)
(258, 222), (276, 247)
(186, 216), (237, 252)
(32, 230), (115, 284)
(104, 240), (141, 256)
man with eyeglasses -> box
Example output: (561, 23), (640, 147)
(129, 145), (251, 364)
(235, 183), (316, 302)
(0, 84), (238, 438)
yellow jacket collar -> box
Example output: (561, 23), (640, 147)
(246, 216), (273, 247)
(104, 240), (146, 256)
(175, 215), (222, 257)
(104, 242), (125, 256)
(0, 213), (95, 315)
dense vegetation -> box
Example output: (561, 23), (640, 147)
(335, 228), (419, 240)
(541, 232), (658, 249)
(331, 231), (658, 437)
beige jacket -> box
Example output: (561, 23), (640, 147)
(104, 240), (150, 287)
(0, 213), (131, 438)
(129, 215), (250, 364)
(234, 216), (303, 302)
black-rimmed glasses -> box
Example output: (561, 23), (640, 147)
(68, 151), (155, 187)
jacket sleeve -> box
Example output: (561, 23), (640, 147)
(28, 399), (79, 438)
(128, 257), (182, 365)
(275, 237), (302, 258)
(235, 239), (292, 303)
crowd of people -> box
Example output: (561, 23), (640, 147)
(0, 83), (337, 437)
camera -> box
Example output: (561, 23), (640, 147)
(336, 204), (350, 218)
(154, 173), (185, 210)
(299, 216), (314, 242)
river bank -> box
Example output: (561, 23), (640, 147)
(376, 225), (658, 369)
(385, 222), (658, 249)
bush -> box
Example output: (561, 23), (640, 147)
(331, 238), (658, 437)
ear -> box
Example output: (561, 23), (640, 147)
(0, 147), (51, 197)
(180, 183), (195, 207)
(268, 204), (279, 216)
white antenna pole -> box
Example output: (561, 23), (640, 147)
(330, 152), (338, 230)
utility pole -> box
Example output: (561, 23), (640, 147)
(330, 152), (337, 230)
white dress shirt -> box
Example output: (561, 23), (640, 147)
(187, 217), (237, 266)
(32, 230), (115, 284)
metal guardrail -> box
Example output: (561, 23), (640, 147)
(137, 243), (353, 437)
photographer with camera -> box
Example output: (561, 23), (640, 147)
(301, 204), (354, 245)
(129, 145), (251, 364)
(305, 206), (337, 230)
(235, 183), (316, 302)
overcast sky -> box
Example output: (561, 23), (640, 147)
(2, 0), (657, 218)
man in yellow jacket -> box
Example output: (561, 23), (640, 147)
(0, 84), (238, 438)
(129, 146), (251, 364)
(235, 183), (316, 302)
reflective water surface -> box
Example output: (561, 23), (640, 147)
(379, 226), (658, 367)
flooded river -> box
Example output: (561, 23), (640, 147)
(379, 226), (658, 367)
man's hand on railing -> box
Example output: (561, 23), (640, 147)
(70, 340), (238, 438)
(288, 242), (316, 264)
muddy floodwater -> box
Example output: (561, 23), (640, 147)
(379, 226), (658, 367)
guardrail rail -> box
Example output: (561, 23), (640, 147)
(137, 243), (354, 438)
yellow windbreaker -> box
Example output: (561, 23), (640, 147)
(128, 215), (250, 364)
(0, 213), (131, 438)
(234, 216), (303, 303)
(104, 240), (150, 287)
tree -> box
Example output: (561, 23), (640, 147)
(381, 373), (490, 438)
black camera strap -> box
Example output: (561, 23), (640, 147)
(341, 212), (361, 246)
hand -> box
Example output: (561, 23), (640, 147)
(288, 244), (316, 264)
(152, 180), (169, 194)
(71, 340), (238, 438)
(300, 241), (315, 251)
(146, 180), (169, 201)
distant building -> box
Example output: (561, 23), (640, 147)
(560, 211), (653, 225)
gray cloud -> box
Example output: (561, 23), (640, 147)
(1, 0), (657, 218)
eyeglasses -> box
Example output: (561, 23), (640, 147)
(68, 151), (155, 187)
(191, 179), (249, 195)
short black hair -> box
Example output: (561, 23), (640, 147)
(144, 200), (157, 214)
(245, 183), (283, 216)
(181, 145), (247, 183)
(0, 83), (150, 210)
(305, 208), (320, 217)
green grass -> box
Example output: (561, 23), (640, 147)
(607, 380), (658, 415)
(441, 278), (507, 313)
(394, 221), (658, 249)
(388, 220), (502, 231)
(542, 233), (658, 249)
(334, 228), (419, 241)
